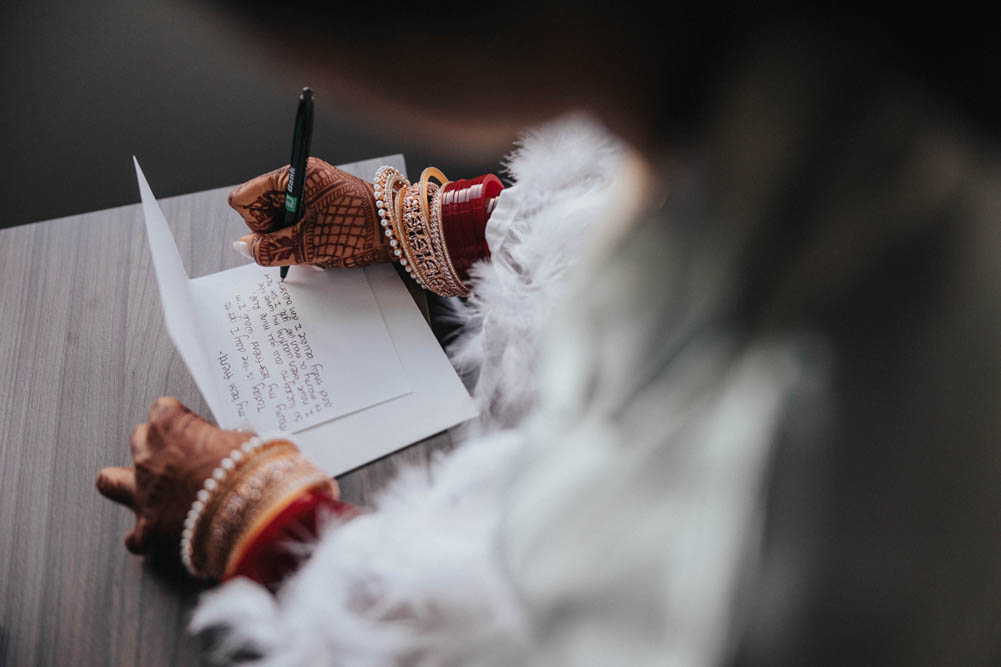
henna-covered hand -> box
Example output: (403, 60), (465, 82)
(96, 398), (251, 556)
(228, 157), (393, 268)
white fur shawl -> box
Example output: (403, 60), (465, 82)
(191, 115), (808, 666)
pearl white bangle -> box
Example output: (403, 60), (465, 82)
(373, 166), (427, 288)
(179, 435), (265, 577)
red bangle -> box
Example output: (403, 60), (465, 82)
(225, 489), (356, 588)
(440, 174), (503, 282)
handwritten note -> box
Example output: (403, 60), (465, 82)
(190, 262), (409, 433)
(213, 271), (337, 430)
(136, 156), (477, 476)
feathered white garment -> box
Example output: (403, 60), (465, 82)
(191, 114), (813, 666)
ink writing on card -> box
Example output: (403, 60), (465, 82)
(189, 261), (409, 434)
(215, 272), (333, 431)
(138, 157), (461, 472)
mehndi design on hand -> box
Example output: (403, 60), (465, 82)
(227, 157), (393, 268)
(96, 397), (253, 555)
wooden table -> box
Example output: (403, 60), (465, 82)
(0, 159), (455, 665)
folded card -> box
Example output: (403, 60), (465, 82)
(134, 155), (477, 475)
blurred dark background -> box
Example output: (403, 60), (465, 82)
(0, 0), (505, 229)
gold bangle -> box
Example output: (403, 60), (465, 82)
(419, 167), (449, 229)
(394, 183), (426, 288)
(186, 439), (335, 580)
(418, 167), (469, 296)
(401, 182), (443, 292)
(386, 174), (409, 266)
(429, 185), (469, 296)
(182, 437), (292, 577)
(220, 456), (336, 579)
(369, 164), (470, 297)
(373, 166), (407, 266)
(419, 167), (466, 295)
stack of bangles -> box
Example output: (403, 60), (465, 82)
(373, 166), (503, 297)
(180, 435), (354, 586)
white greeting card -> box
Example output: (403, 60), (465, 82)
(135, 155), (477, 475)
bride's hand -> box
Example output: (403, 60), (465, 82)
(228, 157), (393, 268)
(96, 397), (251, 555)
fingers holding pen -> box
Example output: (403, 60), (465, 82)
(228, 156), (394, 270)
(227, 166), (290, 233)
(228, 158), (333, 234)
(234, 227), (302, 267)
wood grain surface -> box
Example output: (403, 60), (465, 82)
(0, 157), (456, 665)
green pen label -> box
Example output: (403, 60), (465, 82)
(285, 195), (298, 213)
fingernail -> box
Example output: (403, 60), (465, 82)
(312, 265), (324, 272)
(233, 240), (252, 259)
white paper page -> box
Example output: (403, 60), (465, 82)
(134, 157), (226, 417)
(296, 263), (479, 475)
(189, 262), (409, 432)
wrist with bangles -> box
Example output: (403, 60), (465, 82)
(180, 433), (350, 583)
(373, 165), (503, 297)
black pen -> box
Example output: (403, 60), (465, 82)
(280, 87), (314, 281)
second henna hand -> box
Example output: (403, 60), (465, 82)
(279, 87), (314, 281)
